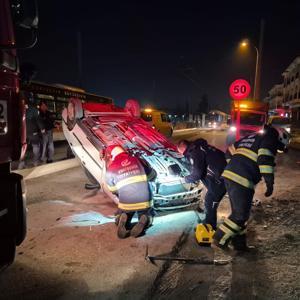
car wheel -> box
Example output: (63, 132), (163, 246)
(0, 237), (16, 269)
(15, 175), (26, 246)
(125, 99), (141, 118)
(67, 98), (83, 130)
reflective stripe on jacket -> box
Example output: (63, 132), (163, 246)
(223, 131), (278, 189)
(105, 153), (151, 211)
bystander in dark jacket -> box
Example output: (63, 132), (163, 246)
(39, 100), (57, 163)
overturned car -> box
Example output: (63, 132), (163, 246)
(62, 98), (202, 210)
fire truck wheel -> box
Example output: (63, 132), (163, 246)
(15, 176), (26, 246)
(0, 238), (16, 269)
(67, 98), (83, 130)
(125, 99), (141, 118)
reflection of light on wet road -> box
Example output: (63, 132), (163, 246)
(147, 211), (205, 236)
(58, 211), (116, 227)
(48, 200), (73, 206)
(57, 210), (205, 236)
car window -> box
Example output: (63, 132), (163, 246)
(161, 113), (168, 122)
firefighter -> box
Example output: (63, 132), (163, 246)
(105, 145), (153, 239)
(177, 139), (227, 230)
(213, 126), (290, 251)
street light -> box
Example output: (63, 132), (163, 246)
(239, 39), (260, 100)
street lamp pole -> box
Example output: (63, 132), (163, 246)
(254, 19), (265, 101)
(240, 19), (265, 101)
(253, 45), (259, 100)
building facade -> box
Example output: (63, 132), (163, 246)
(282, 56), (300, 127)
(264, 84), (283, 109)
(265, 56), (300, 128)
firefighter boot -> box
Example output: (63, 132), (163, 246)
(231, 233), (251, 252)
(212, 218), (242, 250)
(117, 213), (130, 239)
(130, 214), (149, 238)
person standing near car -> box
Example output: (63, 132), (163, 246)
(19, 93), (44, 168)
(105, 145), (153, 239)
(177, 139), (227, 230)
(39, 100), (57, 163)
(213, 126), (290, 251)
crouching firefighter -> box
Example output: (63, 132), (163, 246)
(213, 126), (290, 251)
(177, 139), (227, 230)
(105, 145), (153, 239)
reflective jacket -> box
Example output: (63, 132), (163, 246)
(222, 129), (278, 189)
(105, 153), (151, 211)
(184, 139), (227, 183)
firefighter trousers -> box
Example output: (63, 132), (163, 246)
(224, 178), (254, 227)
(202, 176), (226, 229)
(213, 179), (254, 248)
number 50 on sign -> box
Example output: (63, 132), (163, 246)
(229, 79), (251, 100)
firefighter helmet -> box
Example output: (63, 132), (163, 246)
(105, 145), (125, 161)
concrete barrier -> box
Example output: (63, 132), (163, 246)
(15, 158), (80, 180)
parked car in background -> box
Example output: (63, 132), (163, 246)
(268, 116), (291, 133)
(141, 108), (173, 137)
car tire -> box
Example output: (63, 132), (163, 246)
(125, 99), (141, 118)
(15, 175), (26, 246)
(67, 98), (83, 130)
(0, 237), (16, 269)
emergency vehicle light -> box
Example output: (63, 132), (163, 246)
(239, 104), (248, 108)
(144, 108), (152, 113)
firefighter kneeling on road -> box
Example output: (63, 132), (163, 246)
(105, 145), (153, 239)
(213, 125), (290, 251)
(177, 139), (227, 230)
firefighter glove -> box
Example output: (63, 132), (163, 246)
(265, 182), (273, 197)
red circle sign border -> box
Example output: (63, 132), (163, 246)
(229, 79), (251, 100)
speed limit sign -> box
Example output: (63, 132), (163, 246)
(229, 79), (251, 100)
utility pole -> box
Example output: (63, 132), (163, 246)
(77, 31), (83, 88)
(254, 19), (265, 100)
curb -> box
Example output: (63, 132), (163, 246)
(15, 158), (80, 180)
(173, 128), (210, 134)
(173, 127), (226, 134)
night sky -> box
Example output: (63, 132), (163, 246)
(20, 1), (300, 112)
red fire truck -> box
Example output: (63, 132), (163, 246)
(0, 0), (38, 268)
(226, 99), (269, 145)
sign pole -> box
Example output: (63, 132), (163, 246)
(229, 79), (251, 142)
(236, 101), (240, 141)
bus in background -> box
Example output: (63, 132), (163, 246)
(141, 108), (173, 137)
(207, 110), (230, 129)
(21, 81), (113, 141)
(226, 100), (269, 145)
